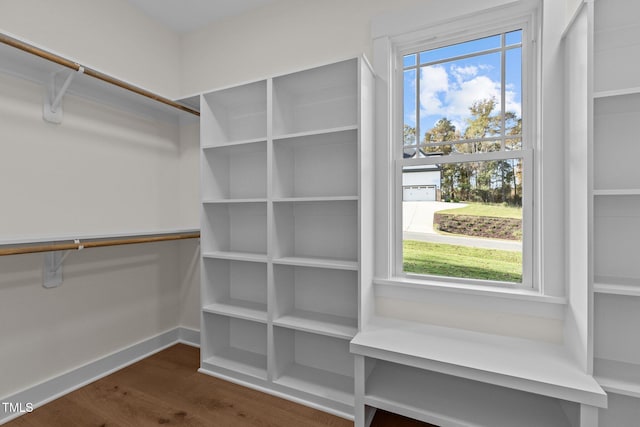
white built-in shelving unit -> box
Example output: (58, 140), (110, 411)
(586, 0), (640, 424)
(199, 57), (374, 418)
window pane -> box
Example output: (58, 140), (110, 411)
(505, 30), (522, 46)
(505, 138), (522, 151)
(404, 54), (417, 68)
(419, 35), (500, 65)
(402, 158), (523, 283)
(419, 52), (502, 143)
(505, 48), (522, 137)
(404, 69), (417, 148)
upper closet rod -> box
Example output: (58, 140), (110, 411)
(0, 32), (200, 117)
(0, 231), (200, 256)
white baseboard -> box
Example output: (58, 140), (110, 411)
(0, 327), (200, 425)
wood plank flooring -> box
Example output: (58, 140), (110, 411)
(7, 344), (434, 427)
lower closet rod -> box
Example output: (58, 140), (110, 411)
(0, 232), (200, 256)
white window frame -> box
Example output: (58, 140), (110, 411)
(373, 1), (542, 294)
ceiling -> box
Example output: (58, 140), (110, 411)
(126, 0), (274, 33)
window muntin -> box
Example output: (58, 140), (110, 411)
(403, 30), (523, 157)
(399, 28), (529, 287)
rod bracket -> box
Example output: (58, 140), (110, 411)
(43, 66), (85, 124)
(43, 251), (65, 288)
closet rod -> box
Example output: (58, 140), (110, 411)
(0, 32), (200, 117)
(0, 232), (200, 256)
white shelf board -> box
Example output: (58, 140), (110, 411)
(202, 348), (267, 381)
(273, 256), (358, 271)
(594, 358), (640, 398)
(273, 196), (359, 203)
(365, 361), (574, 427)
(273, 125), (358, 141)
(594, 276), (640, 296)
(202, 251), (268, 263)
(202, 198), (267, 204)
(201, 137), (267, 149)
(273, 310), (357, 340)
(203, 300), (268, 323)
(594, 87), (640, 99)
(274, 363), (354, 406)
(350, 317), (606, 407)
(593, 189), (640, 196)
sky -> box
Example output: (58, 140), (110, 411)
(404, 30), (522, 141)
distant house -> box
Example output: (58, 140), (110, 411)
(402, 148), (442, 201)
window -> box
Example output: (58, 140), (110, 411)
(395, 23), (534, 288)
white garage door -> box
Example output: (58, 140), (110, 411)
(403, 186), (436, 201)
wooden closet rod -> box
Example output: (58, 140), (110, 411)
(0, 32), (200, 117)
(0, 232), (200, 256)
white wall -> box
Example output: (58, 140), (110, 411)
(0, 75), (184, 239)
(0, 243), (182, 398)
(0, 0), (182, 99)
(180, 0), (423, 95)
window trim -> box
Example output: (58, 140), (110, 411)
(373, 1), (542, 294)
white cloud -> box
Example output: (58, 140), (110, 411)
(418, 63), (521, 133)
(451, 64), (479, 83)
(419, 65), (449, 117)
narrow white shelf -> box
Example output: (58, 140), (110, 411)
(274, 310), (357, 340)
(593, 86), (640, 99)
(594, 358), (640, 399)
(350, 317), (606, 408)
(202, 350), (267, 381)
(272, 125), (358, 141)
(365, 361), (575, 427)
(202, 251), (268, 263)
(593, 189), (640, 196)
(202, 137), (267, 149)
(274, 364), (354, 406)
(273, 256), (358, 271)
(273, 196), (358, 203)
(203, 300), (268, 323)
(594, 276), (640, 296)
(202, 198), (267, 204)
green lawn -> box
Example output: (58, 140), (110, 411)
(403, 240), (522, 282)
(437, 202), (522, 219)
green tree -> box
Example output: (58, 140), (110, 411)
(423, 118), (457, 200)
(404, 124), (416, 146)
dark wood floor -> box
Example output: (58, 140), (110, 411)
(7, 344), (435, 427)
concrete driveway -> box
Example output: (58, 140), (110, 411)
(402, 201), (522, 252)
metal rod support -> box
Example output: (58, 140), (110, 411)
(0, 32), (199, 117)
(50, 67), (84, 113)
